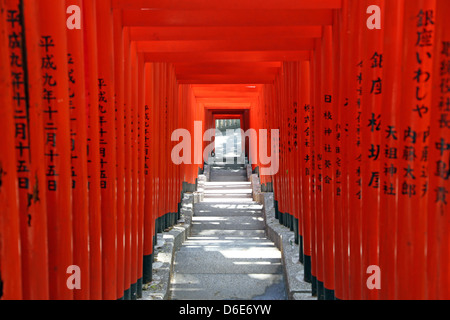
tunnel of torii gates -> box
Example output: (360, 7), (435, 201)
(0, 0), (449, 301)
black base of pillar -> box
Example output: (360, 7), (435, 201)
(294, 218), (299, 244)
(299, 235), (304, 264)
(130, 282), (137, 300)
(324, 287), (335, 300)
(157, 216), (163, 233)
(143, 253), (153, 283)
(164, 213), (169, 230)
(312, 275), (317, 296)
(304, 255), (312, 283)
(274, 200), (279, 219)
(137, 277), (143, 299)
(124, 288), (131, 300)
(318, 281), (325, 300)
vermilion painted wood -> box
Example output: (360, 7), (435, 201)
(113, 0), (342, 11)
(96, 0), (118, 300)
(11, 0), (50, 300)
(360, 0), (383, 301)
(113, 8), (125, 300)
(299, 60), (312, 277)
(130, 40), (139, 299)
(123, 27), (132, 298)
(35, 0), (73, 300)
(396, 0), (435, 300)
(143, 63), (155, 284)
(143, 51), (310, 64)
(137, 52), (146, 297)
(335, 0), (350, 300)
(429, 0), (450, 300)
(0, 2), (22, 299)
(332, 7), (344, 300)
(346, 0), (364, 300)
(379, 0), (404, 301)
(66, 0), (90, 300)
(313, 37), (325, 299)
(83, 0), (102, 300)
(122, 10), (333, 27)
(321, 26), (336, 298)
(129, 26), (322, 41)
(136, 39), (315, 54)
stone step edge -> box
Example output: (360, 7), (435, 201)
(139, 192), (197, 300)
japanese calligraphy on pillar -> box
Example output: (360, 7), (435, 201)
(40, 34), (60, 192)
(6, 3), (31, 195)
(303, 103), (312, 178)
(144, 104), (151, 176)
(335, 121), (342, 196)
(323, 97), (333, 187)
(401, 9), (435, 199)
(310, 104), (316, 195)
(98, 78), (108, 189)
(434, 39), (450, 207)
(366, 52), (383, 192)
(68, 53), (77, 188)
(293, 102), (298, 152)
(355, 60), (363, 200)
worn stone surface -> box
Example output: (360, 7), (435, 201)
(139, 193), (194, 300)
(141, 160), (315, 301)
(246, 164), (253, 180)
(170, 160), (286, 300)
(262, 192), (316, 300)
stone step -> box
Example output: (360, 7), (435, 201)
(180, 238), (275, 247)
(194, 202), (262, 216)
(205, 181), (250, 185)
(204, 194), (252, 199)
(194, 209), (262, 217)
(191, 216), (265, 230)
(200, 197), (255, 203)
(170, 273), (285, 300)
(173, 248), (282, 274)
(210, 176), (248, 182)
(189, 229), (267, 238)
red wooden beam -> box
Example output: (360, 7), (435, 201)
(192, 84), (262, 92)
(175, 66), (280, 75)
(136, 39), (315, 53)
(129, 26), (322, 41)
(113, 0), (342, 10)
(176, 62), (281, 70)
(122, 10), (333, 27)
(178, 74), (275, 84)
(196, 97), (259, 103)
(203, 104), (252, 110)
(144, 51), (311, 63)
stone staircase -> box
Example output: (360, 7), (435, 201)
(169, 158), (286, 300)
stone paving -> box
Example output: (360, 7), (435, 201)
(169, 162), (287, 300)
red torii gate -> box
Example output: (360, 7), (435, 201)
(0, 0), (449, 302)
